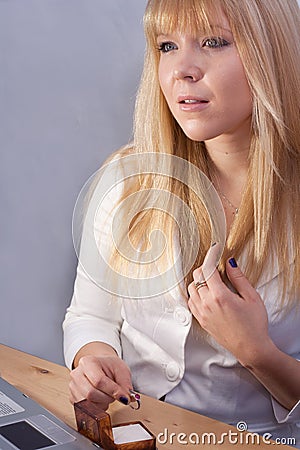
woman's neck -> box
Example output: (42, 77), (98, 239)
(204, 134), (250, 229)
(204, 129), (250, 178)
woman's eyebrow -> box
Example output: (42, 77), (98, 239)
(156, 26), (233, 38)
(210, 24), (233, 34)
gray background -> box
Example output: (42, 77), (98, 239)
(0, 0), (147, 365)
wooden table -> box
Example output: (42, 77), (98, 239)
(0, 344), (290, 449)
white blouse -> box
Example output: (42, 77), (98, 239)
(63, 158), (300, 447)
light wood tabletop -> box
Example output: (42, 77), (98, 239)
(0, 344), (291, 449)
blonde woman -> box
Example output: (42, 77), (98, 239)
(63, 0), (300, 444)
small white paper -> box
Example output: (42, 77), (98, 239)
(112, 424), (152, 445)
(0, 391), (25, 417)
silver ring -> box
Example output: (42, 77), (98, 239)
(194, 280), (207, 290)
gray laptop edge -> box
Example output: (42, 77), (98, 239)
(0, 377), (98, 450)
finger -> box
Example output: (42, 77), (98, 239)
(69, 376), (113, 406)
(202, 261), (223, 291)
(188, 267), (207, 297)
(226, 257), (257, 299)
(188, 297), (198, 317)
(69, 381), (85, 404)
(88, 371), (130, 404)
(70, 367), (114, 403)
(193, 265), (205, 283)
(202, 242), (222, 282)
(113, 364), (133, 393)
(188, 292), (213, 325)
(104, 359), (133, 402)
(85, 389), (113, 406)
(79, 358), (131, 405)
(69, 368), (92, 402)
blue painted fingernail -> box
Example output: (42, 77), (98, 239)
(119, 396), (129, 405)
(229, 258), (237, 268)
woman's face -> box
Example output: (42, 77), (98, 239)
(157, 11), (253, 145)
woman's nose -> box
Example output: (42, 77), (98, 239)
(173, 63), (203, 82)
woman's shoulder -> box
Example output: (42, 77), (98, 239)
(86, 144), (136, 199)
(101, 143), (136, 168)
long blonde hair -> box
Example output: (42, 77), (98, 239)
(105, 0), (300, 306)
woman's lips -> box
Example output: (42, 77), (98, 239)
(177, 95), (210, 111)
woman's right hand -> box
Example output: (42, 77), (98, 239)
(69, 354), (133, 411)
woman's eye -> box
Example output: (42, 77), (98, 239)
(158, 42), (177, 53)
(202, 37), (230, 49)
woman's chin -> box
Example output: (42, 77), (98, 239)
(178, 122), (213, 143)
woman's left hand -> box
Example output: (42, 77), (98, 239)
(188, 252), (270, 367)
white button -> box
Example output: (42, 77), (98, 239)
(174, 307), (191, 326)
(166, 362), (180, 381)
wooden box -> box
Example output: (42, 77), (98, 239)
(74, 399), (156, 450)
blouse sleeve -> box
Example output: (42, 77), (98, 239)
(271, 397), (300, 424)
(63, 155), (125, 369)
(271, 355), (300, 424)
